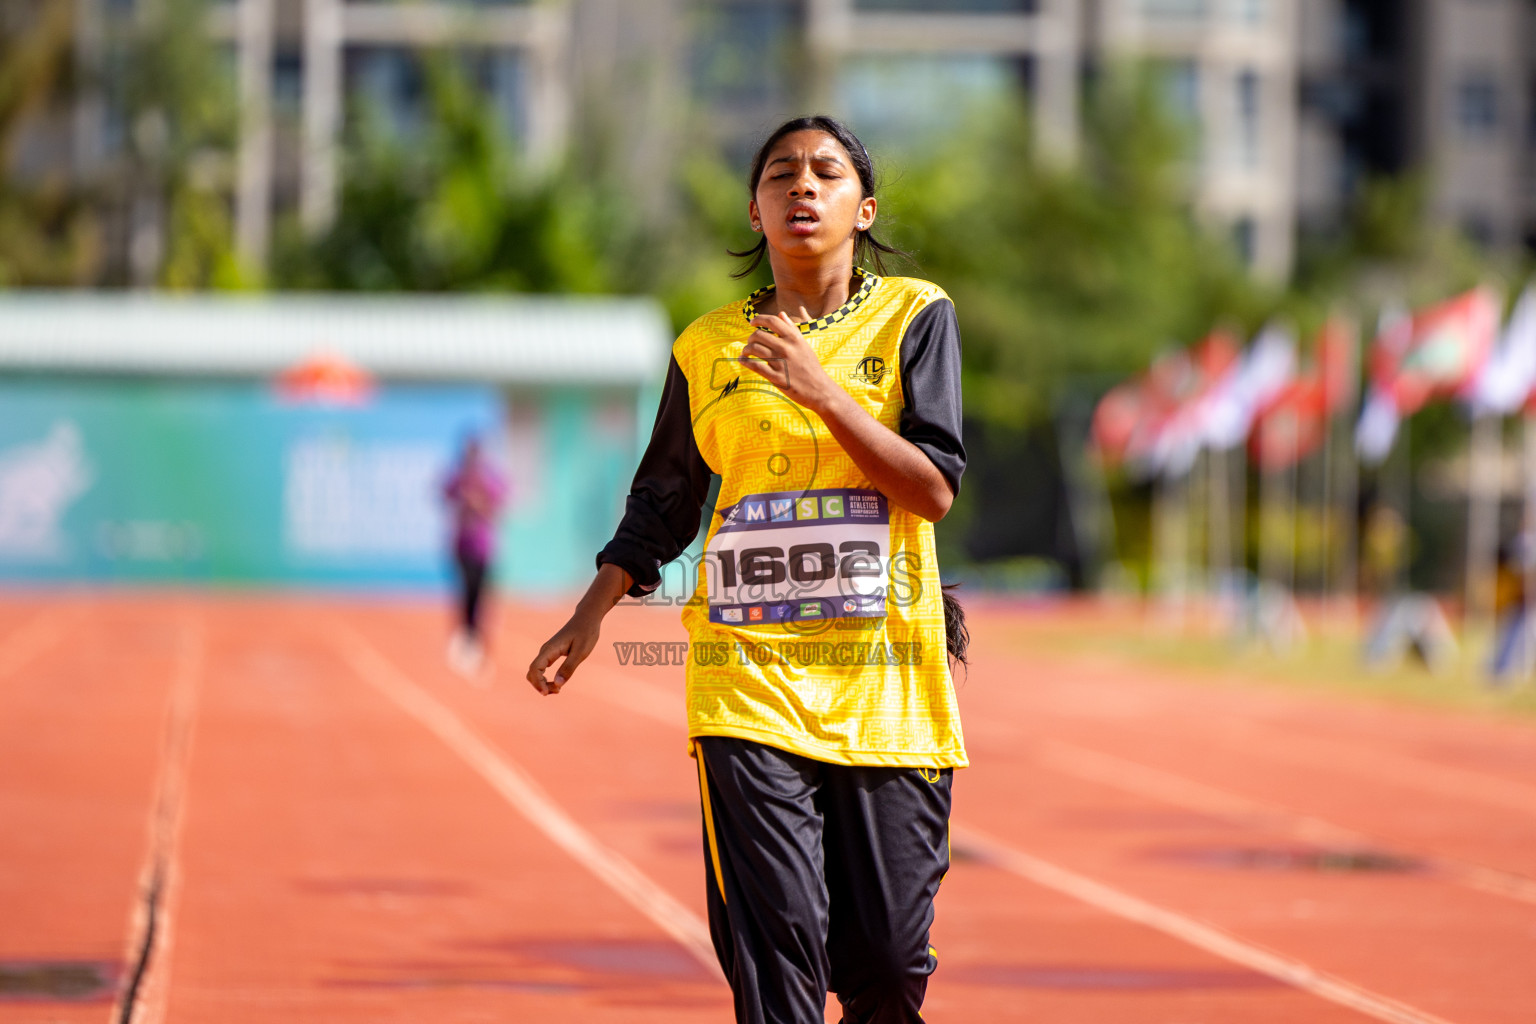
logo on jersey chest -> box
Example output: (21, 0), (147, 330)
(851, 356), (888, 386)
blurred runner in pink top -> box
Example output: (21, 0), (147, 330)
(442, 436), (506, 676)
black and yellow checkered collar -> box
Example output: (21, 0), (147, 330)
(742, 268), (879, 334)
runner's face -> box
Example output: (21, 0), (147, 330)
(750, 131), (876, 265)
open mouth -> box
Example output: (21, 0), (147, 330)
(786, 204), (820, 233)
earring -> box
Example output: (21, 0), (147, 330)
(751, 223), (762, 232)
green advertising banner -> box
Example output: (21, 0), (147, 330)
(0, 379), (504, 587)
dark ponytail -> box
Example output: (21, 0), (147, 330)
(942, 583), (969, 670)
(728, 115), (912, 279)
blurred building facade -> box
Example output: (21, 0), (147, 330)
(54, 0), (1536, 282)
(1296, 0), (1535, 253)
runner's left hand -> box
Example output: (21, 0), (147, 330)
(739, 310), (840, 414)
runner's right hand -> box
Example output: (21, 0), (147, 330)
(527, 614), (600, 695)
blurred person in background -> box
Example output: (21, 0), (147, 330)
(528, 115), (968, 1024)
(1488, 528), (1533, 685)
(1363, 503), (1408, 597)
(443, 435), (506, 678)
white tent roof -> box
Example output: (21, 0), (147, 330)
(0, 291), (672, 385)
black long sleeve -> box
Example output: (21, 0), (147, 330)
(898, 298), (966, 496)
(596, 356), (714, 597)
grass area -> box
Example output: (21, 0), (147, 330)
(990, 601), (1536, 723)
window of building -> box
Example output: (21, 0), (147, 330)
(1461, 214), (1495, 247)
(1232, 216), (1256, 266)
(836, 54), (1019, 151)
(1236, 68), (1261, 168)
(273, 50), (304, 121)
(1154, 59), (1203, 162)
(689, 0), (799, 113)
(854, 0), (1037, 11)
(1141, 0), (1208, 19)
(1528, 77), (1536, 146)
(1161, 59), (1201, 120)
(345, 47), (526, 143)
(348, 47), (428, 139)
(473, 51), (527, 142)
(1456, 75), (1500, 138)
(1234, 0), (1267, 23)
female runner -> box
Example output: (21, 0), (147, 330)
(527, 115), (967, 1024)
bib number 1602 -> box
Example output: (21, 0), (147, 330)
(715, 541), (882, 589)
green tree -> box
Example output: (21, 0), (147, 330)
(1294, 172), (1501, 315)
(883, 79), (1271, 429)
(115, 0), (243, 288)
(273, 57), (759, 332)
(276, 61), (633, 294)
(0, 0), (99, 287)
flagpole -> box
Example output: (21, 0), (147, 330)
(1210, 444), (1231, 607)
(1153, 466), (1189, 629)
(1286, 435), (1300, 600)
(1338, 324), (1362, 623)
(1235, 434), (1249, 602)
(1197, 448), (1211, 610)
(1524, 413), (1536, 679)
(1173, 464), (1191, 625)
(1260, 417), (1280, 594)
(1321, 366), (1336, 598)
(1466, 410), (1502, 634)
(1399, 421), (1412, 596)
(1282, 426), (1300, 647)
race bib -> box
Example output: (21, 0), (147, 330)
(705, 487), (890, 625)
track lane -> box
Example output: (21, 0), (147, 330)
(155, 598), (728, 1023)
(0, 597), (180, 1023)
(975, 604), (1536, 875)
(957, 604), (1536, 1024)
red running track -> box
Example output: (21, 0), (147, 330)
(0, 592), (1533, 1023)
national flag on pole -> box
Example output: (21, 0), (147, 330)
(1471, 286), (1536, 416)
(1316, 314), (1359, 415)
(1201, 323), (1297, 452)
(1090, 331), (1239, 478)
(1251, 379), (1328, 471)
(1147, 330), (1241, 477)
(1249, 318), (1353, 471)
(1091, 349), (1191, 471)
(1377, 286), (1499, 414)
(1356, 288), (1499, 463)
(1091, 376), (1157, 468)
(1356, 304), (1409, 464)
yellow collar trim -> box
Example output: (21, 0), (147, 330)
(742, 268), (879, 334)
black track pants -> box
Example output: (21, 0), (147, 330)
(454, 550), (488, 637)
(694, 736), (952, 1024)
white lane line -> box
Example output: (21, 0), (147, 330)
(1226, 728), (1536, 820)
(0, 607), (69, 680)
(1036, 740), (1536, 908)
(955, 824), (1458, 1024)
(1024, 649), (1536, 816)
(332, 626), (722, 980)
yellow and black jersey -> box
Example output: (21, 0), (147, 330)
(598, 270), (967, 768)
